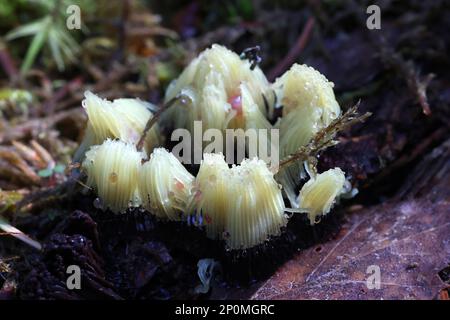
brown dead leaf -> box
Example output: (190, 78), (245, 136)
(249, 139), (450, 300)
(250, 198), (449, 300)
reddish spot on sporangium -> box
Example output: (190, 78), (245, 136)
(126, 128), (140, 144)
(174, 179), (184, 190)
(195, 190), (202, 201)
(228, 94), (242, 116)
(205, 213), (212, 224)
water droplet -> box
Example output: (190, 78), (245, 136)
(228, 94), (242, 116)
(180, 95), (191, 105)
(109, 172), (118, 183)
(93, 197), (103, 210)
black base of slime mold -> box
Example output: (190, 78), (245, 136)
(219, 211), (344, 283)
(91, 205), (344, 286)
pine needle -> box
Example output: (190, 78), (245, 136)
(0, 217), (42, 251)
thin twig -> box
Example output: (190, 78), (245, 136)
(379, 44), (435, 116)
(276, 101), (371, 171)
(136, 94), (191, 151)
(268, 17), (315, 81)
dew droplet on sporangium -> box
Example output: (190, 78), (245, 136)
(93, 197), (103, 210)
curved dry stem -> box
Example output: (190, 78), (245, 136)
(136, 93), (192, 151)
